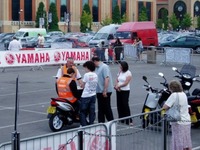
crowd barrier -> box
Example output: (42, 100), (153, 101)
(0, 109), (173, 150)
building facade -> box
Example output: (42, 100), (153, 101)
(0, 0), (199, 33)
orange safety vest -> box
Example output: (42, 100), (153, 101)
(62, 65), (77, 80)
(57, 77), (77, 103)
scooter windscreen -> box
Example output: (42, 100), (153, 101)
(180, 64), (196, 78)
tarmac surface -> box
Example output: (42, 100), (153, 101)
(0, 53), (200, 148)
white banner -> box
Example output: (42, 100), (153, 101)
(0, 48), (91, 67)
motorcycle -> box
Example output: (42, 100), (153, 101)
(141, 73), (171, 128)
(172, 64), (200, 127)
(47, 98), (80, 132)
(172, 64), (200, 96)
(188, 89), (200, 128)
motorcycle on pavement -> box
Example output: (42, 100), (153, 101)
(141, 73), (170, 128)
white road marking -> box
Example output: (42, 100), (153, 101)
(0, 88), (54, 97)
(0, 119), (48, 129)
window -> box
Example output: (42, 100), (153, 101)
(194, 1), (200, 17)
(92, 0), (98, 22)
(112, 0), (118, 12)
(82, 0), (88, 7)
(60, 0), (68, 22)
(24, 0), (32, 21)
(12, 0), (20, 21)
(121, 0), (126, 17)
(177, 37), (186, 42)
(49, 0), (56, 4)
(146, 2), (151, 21)
(174, 1), (186, 21)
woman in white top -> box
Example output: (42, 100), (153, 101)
(163, 80), (192, 150)
(114, 61), (133, 125)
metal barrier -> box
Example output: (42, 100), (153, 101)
(162, 47), (192, 65)
(0, 123), (109, 150)
(0, 109), (173, 150)
(109, 109), (171, 150)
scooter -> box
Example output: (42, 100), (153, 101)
(172, 64), (200, 96)
(188, 89), (200, 128)
(141, 73), (171, 128)
(47, 98), (80, 132)
(172, 64), (200, 127)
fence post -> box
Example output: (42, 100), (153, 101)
(11, 132), (20, 150)
(78, 130), (83, 150)
(162, 117), (167, 150)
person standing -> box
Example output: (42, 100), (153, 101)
(162, 80), (192, 150)
(92, 56), (114, 123)
(108, 44), (114, 64)
(37, 33), (45, 48)
(8, 36), (22, 51)
(113, 38), (123, 63)
(80, 61), (98, 126)
(114, 61), (133, 125)
(56, 57), (83, 97)
(135, 37), (143, 61)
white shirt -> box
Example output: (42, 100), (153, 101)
(8, 39), (22, 51)
(117, 70), (132, 91)
(81, 72), (98, 98)
(38, 35), (45, 45)
(165, 92), (190, 125)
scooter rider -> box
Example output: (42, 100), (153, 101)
(57, 68), (81, 116)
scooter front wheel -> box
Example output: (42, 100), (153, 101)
(49, 114), (64, 132)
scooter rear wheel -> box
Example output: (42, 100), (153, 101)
(49, 114), (64, 132)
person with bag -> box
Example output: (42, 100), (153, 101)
(162, 80), (192, 150)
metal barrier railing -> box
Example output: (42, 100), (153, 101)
(108, 109), (171, 150)
(0, 109), (172, 150)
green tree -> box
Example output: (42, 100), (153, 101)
(198, 16), (200, 29)
(48, 3), (59, 31)
(101, 15), (112, 26)
(156, 19), (163, 29)
(112, 5), (121, 24)
(169, 13), (179, 30)
(80, 11), (92, 32)
(80, 4), (92, 32)
(138, 6), (148, 21)
(162, 9), (168, 30)
(181, 13), (193, 30)
(35, 2), (47, 29)
(121, 13), (128, 23)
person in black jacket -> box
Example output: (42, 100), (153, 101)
(114, 38), (123, 63)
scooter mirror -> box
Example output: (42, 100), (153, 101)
(142, 76), (147, 81)
(172, 67), (177, 71)
(158, 72), (164, 77)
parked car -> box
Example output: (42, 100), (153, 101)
(46, 31), (64, 37)
(159, 35), (200, 53)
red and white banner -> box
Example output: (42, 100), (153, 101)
(0, 48), (91, 67)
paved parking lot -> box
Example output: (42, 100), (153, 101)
(0, 53), (200, 148)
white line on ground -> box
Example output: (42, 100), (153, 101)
(0, 119), (48, 130)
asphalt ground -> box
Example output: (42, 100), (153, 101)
(0, 53), (200, 148)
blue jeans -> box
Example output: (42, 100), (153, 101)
(80, 95), (96, 126)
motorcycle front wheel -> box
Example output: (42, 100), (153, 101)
(49, 114), (64, 132)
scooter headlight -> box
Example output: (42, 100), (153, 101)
(183, 74), (191, 79)
(185, 82), (191, 86)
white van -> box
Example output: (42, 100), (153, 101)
(14, 28), (47, 39)
(88, 24), (121, 48)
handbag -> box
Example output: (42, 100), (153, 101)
(165, 93), (181, 122)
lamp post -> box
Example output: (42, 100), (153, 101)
(18, 9), (23, 29)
